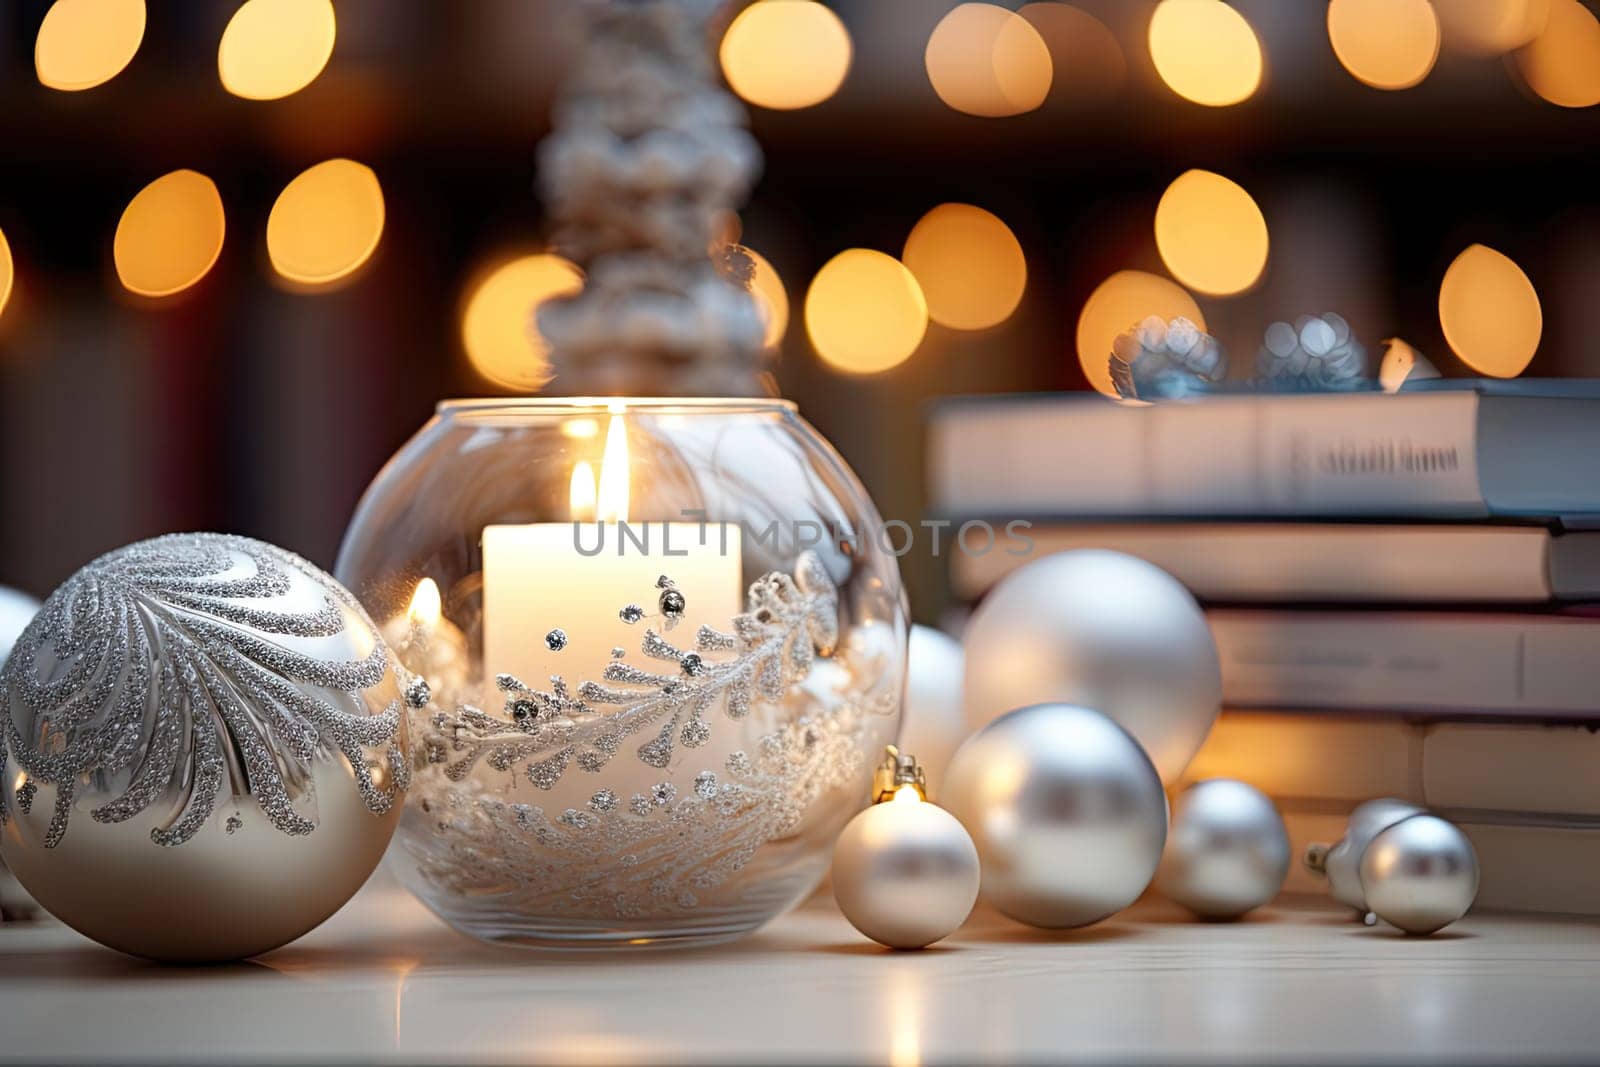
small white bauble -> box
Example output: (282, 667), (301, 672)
(943, 703), (1168, 928)
(1158, 778), (1289, 919)
(900, 626), (966, 793)
(0, 585), (40, 669)
(832, 791), (980, 949)
(0, 534), (411, 961)
(1308, 797), (1424, 914)
(1360, 814), (1479, 935)
(962, 550), (1220, 784)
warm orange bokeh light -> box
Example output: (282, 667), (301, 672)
(1327, 0), (1441, 90)
(0, 228), (13, 320)
(218, 0), (337, 101)
(719, 0), (851, 110)
(1076, 270), (1205, 397)
(1514, 0), (1600, 108)
(1154, 170), (1268, 296)
(35, 0), (145, 91)
(267, 160), (385, 288)
(1435, 0), (1548, 55)
(742, 247), (790, 349)
(925, 3), (1053, 118)
(1438, 244), (1542, 378)
(113, 170), (226, 298)
(461, 253), (584, 391)
(805, 249), (928, 375)
(1018, 2), (1126, 105)
(1148, 0), (1263, 107)
(902, 203), (1027, 330)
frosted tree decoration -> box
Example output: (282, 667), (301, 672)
(1109, 315), (1227, 400)
(536, 0), (769, 396)
(1255, 313), (1372, 392)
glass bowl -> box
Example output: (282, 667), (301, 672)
(335, 397), (906, 948)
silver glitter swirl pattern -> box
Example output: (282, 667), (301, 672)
(0, 533), (409, 848)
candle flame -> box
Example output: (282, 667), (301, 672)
(569, 460), (597, 521)
(596, 412), (630, 522)
(407, 577), (442, 628)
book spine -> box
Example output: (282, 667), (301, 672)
(931, 393), (1490, 517)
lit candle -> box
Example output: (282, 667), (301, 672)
(482, 410), (744, 696)
(384, 577), (469, 707)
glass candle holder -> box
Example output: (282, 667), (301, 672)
(335, 398), (906, 948)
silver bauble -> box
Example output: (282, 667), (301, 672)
(1307, 797), (1423, 913)
(1157, 778), (1289, 919)
(1360, 814), (1479, 935)
(900, 626), (966, 795)
(0, 534), (411, 961)
(943, 703), (1168, 928)
(962, 549), (1221, 785)
(832, 794), (980, 949)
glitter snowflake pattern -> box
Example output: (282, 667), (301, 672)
(0, 534), (410, 849)
(404, 550), (895, 918)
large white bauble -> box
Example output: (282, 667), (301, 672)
(943, 702), (1168, 928)
(962, 549), (1220, 784)
(0, 534), (410, 961)
(1158, 778), (1289, 919)
(0, 586), (40, 670)
(899, 626), (966, 793)
(831, 794), (980, 949)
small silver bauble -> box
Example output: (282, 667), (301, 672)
(1157, 778), (1289, 919)
(962, 549), (1221, 785)
(899, 626), (966, 794)
(1360, 814), (1479, 935)
(943, 703), (1168, 929)
(1305, 797), (1424, 914)
(0, 533), (411, 961)
(832, 750), (980, 950)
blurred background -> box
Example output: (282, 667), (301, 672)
(0, 0), (1596, 619)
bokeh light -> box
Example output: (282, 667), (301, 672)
(1438, 244), (1541, 378)
(1434, 0), (1548, 55)
(742, 247), (790, 349)
(902, 203), (1027, 330)
(719, 1), (851, 110)
(1154, 169), (1269, 296)
(1018, 2), (1126, 105)
(35, 0), (145, 92)
(0, 228), (13, 320)
(925, 3), (1053, 118)
(805, 249), (928, 374)
(1514, 0), (1600, 108)
(113, 170), (226, 298)
(266, 160), (384, 288)
(1327, 0), (1441, 90)
(461, 253), (584, 391)
(218, 0), (337, 101)
(1148, 0), (1263, 107)
(1076, 270), (1205, 397)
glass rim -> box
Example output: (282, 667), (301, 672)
(437, 396), (799, 419)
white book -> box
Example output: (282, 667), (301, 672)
(929, 383), (1600, 519)
(951, 522), (1600, 603)
(1423, 724), (1600, 818)
(1209, 609), (1600, 716)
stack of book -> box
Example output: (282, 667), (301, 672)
(930, 380), (1600, 916)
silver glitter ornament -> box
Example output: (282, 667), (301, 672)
(943, 703), (1167, 929)
(1157, 778), (1289, 919)
(1359, 813), (1479, 935)
(0, 533), (410, 961)
(962, 549), (1221, 785)
(832, 748), (979, 950)
(1108, 315), (1226, 400)
(0, 586), (41, 922)
(1304, 797), (1424, 914)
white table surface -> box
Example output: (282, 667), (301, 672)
(2, 875), (1598, 1064)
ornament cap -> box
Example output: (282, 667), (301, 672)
(1304, 841), (1331, 876)
(872, 745), (927, 803)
